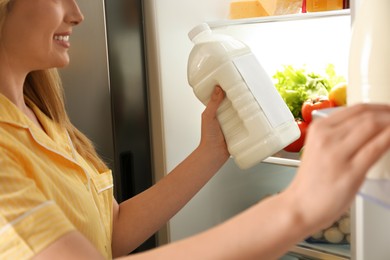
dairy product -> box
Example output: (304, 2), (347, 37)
(187, 23), (300, 169)
(274, 0), (303, 15)
(259, 0), (277, 15)
(229, 0), (269, 19)
(306, 0), (343, 12)
(229, 0), (302, 19)
(348, 0), (390, 179)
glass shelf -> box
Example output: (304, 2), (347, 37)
(263, 150), (300, 168)
(208, 9), (350, 29)
(290, 242), (350, 260)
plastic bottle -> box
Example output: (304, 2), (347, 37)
(348, 0), (390, 179)
(187, 23), (300, 169)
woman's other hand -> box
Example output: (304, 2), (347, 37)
(285, 103), (390, 233)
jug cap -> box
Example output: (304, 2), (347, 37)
(188, 23), (212, 41)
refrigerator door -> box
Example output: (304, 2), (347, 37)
(104, 0), (153, 204)
(349, 0), (390, 259)
(60, 0), (156, 253)
(60, 0), (114, 170)
(352, 197), (390, 260)
(350, 0), (363, 23)
(105, 0), (156, 251)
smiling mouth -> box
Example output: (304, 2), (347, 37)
(54, 35), (70, 42)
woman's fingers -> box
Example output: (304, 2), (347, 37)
(297, 103), (390, 193)
(352, 125), (390, 176)
(203, 86), (225, 118)
(283, 103), (390, 232)
(306, 104), (390, 162)
(199, 86), (228, 152)
(323, 103), (390, 128)
(342, 110), (390, 160)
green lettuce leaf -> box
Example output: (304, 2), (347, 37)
(273, 64), (345, 119)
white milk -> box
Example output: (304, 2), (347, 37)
(187, 23), (300, 169)
(348, 0), (390, 179)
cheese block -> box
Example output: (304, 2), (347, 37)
(229, 0), (270, 19)
(258, 0), (277, 15)
(257, 0), (301, 16)
(306, 0), (343, 12)
(229, 0), (302, 20)
(274, 0), (303, 15)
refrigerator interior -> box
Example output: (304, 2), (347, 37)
(144, 2), (352, 257)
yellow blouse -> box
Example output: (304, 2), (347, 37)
(0, 94), (113, 259)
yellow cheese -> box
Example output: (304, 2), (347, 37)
(229, 0), (303, 20)
(274, 0), (303, 15)
(229, 0), (270, 19)
(306, 0), (343, 12)
(258, 0), (277, 16)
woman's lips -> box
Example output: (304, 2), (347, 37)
(54, 34), (70, 48)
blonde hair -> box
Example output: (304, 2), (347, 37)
(0, 0), (9, 32)
(1, 0), (108, 171)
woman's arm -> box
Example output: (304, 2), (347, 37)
(111, 87), (230, 256)
(126, 191), (311, 260)
(33, 103), (390, 260)
(124, 103), (390, 260)
(32, 231), (106, 260)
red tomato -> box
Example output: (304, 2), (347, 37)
(283, 119), (309, 153)
(301, 96), (334, 124)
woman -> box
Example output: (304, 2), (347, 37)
(0, 0), (389, 259)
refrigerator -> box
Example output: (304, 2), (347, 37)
(59, 0), (156, 252)
(143, 0), (390, 259)
(58, 0), (390, 258)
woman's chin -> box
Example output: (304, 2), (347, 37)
(51, 59), (70, 69)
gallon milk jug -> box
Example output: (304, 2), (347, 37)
(348, 0), (390, 179)
(187, 23), (300, 169)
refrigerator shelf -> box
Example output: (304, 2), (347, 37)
(207, 9), (350, 29)
(263, 150), (301, 168)
(290, 242), (350, 260)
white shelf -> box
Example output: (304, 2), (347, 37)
(263, 150), (300, 168)
(208, 9), (350, 29)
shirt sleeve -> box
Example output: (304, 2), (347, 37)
(0, 148), (76, 259)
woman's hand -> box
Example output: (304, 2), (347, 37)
(199, 86), (229, 160)
(285, 103), (390, 233)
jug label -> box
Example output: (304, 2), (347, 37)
(232, 54), (294, 128)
